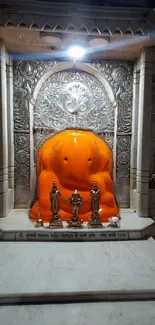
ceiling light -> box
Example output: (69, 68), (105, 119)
(67, 46), (85, 59)
(40, 32), (61, 46)
(89, 37), (109, 48)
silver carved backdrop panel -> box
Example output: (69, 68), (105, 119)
(89, 61), (133, 206)
(13, 59), (133, 207)
(34, 70), (114, 132)
(90, 61), (133, 133)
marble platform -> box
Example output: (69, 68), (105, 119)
(0, 239), (155, 303)
(0, 209), (154, 241)
(1, 301), (155, 325)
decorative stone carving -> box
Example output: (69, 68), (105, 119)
(59, 81), (92, 114)
(16, 150), (28, 164)
(33, 129), (55, 163)
(2, 3), (154, 35)
(14, 133), (30, 186)
(116, 135), (131, 205)
(98, 132), (114, 151)
(116, 135), (130, 179)
(14, 60), (57, 130)
(33, 70), (114, 132)
(89, 61), (133, 133)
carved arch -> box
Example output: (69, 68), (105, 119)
(31, 62), (116, 105)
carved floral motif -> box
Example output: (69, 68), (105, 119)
(13, 60), (56, 130)
(33, 70), (114, 132)
(116, 135), (131, 179)
(14, 133), (30, 186)
(98, 132), (114, 151)
(89, 61), (133, 133)
(33, 129), (55, 162)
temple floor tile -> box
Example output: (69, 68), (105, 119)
(0, 239), (155, 301)
(0, 301), (155, 325)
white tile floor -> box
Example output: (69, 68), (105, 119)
(0, 239), (155, 296)
(0, 301), (155, 325)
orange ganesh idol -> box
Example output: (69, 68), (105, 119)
(29, 129), (119, 222)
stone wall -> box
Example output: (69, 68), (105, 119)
(13, 59), (133, 208)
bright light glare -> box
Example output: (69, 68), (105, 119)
(68, 46), (85, 59)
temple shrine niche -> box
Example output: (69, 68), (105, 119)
(29, 129), (119, 223)
(0, 1), (155, 231)
(13, 62), (133, 216)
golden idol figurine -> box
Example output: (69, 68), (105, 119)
(49, 180), (63, 228)
(88, 180), (103, 228)
(67, 189), (84, 228)
(35, 204), (44, 227)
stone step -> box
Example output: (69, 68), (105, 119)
(1, 301), (155, 325)
(0, 209), (155, 241)
(0, 238), (155, 304)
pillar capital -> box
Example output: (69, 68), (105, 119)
(140, 47), (154, 66)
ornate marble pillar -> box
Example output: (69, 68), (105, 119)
(6, 58), (14, 209)
(0, 40), (8, 217)
(136, 47), (153, 217)
(6, 60), (14, 188)
(130, 65), (140, 209)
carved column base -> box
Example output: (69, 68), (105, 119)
(49, 215), (63, 228)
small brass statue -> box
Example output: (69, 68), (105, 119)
(88, 180), (103, 228)
(67, 189), (84, 228)
(49, 180), (63, 228)
(35, 204), (44, 227)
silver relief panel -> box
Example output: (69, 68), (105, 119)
(33, 129), (55, 162)
(13, 60), (133, 207)
(14, 60), (56, 130)
(34, 70), (114, 132)
(90, 61), (133, 133)
(90, 61), (133, 206)
(14, 133), (30, 186)
(116, 135), (131, 206)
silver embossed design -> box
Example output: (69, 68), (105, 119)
(116, 135), (131, 178)
(13, 60), (56, 130)
(112, 67), (127, 82)
(14, 133), (30, 186)
(98, 132), (114, 151)
(16, 150), (28, 164)
(89, 60), (133, 133)
(59, 82), (92, 114)
(115, 135), (131, 206)
(34, 70), (114, 132)
(34, 129), (55, 162)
